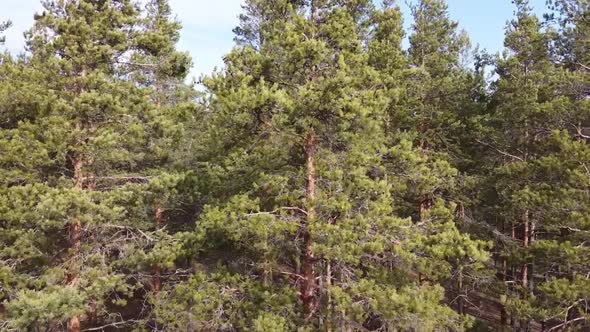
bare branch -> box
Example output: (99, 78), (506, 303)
(102, 224), (155, 241)
(82, 319), (142, 331)
(83, 176), (151, 182)
(475, 139), (524, 162)
(245, 207), (308, 218)
(116, 60), (158, 68)
(547, 316), (587, 332)
(574, 125), (590, 139)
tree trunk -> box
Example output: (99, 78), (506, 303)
(529, 220), (535, 295)
(68, 155), (84, 332)
(510, 222), (516, 329)
(310, 0), (317, 23)
(152, 207), (163, 294)
(522, 212), (529, 294)
(301, 128), (317, 319)
(457, 267), (464, 315)
(67, 316), (81, 332)
(521, 212), (531, 331)
(325, 260), (332, 332)
(67, 65), (90, 332)
(502, 255), (508, 327)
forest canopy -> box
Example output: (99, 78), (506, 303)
(0, 0), (588, 331)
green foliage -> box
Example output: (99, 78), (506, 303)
(184, 0), (490, 330)
(0, 0), (194, 329)
(546, 0), (589, 70)
(0, 20), (10, 45)
(152, 272), (297, 331)
(0, 0), (588, 330)
(6, 287), (86, 330)
(467, 0), (590, 329)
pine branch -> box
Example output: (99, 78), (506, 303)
(547, 316), (587, 332)
(475, 139), (524, 162)
(245, 207), (309, 217)
(82, 319), (143, 331)
(116, 60), (158, 67)
(83, 176), (151, 181)
(574, 125), (590, 139)
(102, 224), (155, 241)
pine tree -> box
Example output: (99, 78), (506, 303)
(3, 0), (588, 330)
(0, 0), (191, 330)
(148, 1), (488, 330)
(367, 0), (406, 139)
(126, 0), (197, 303)
(0, 20), (10, 45)
(547, 0), (589, 72)
(405, 0), (477, 156)
(476, 1), (554, 327)
(472, 0), (590, 329)
(369, 0), (492, 316)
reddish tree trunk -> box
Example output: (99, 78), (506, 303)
(68, 156), (84, 332)
(67, 317), (81, 332)
(301, 129), (317, 319)
(67, 68), (89, 332)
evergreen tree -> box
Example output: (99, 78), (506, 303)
(127, 0), (197, 303)
(374, 0), (491, 318)
(150, 1), (488, 330)
(472, 0), (590, 329)
(475, 1), (556, 328)
(547, 0), (589, 71)
(0, 20), (10, 45)
(367, 0), (406, 138)
(0, 0), (192, 330)
(404, 0), (477, 157)
(2, 0), (589, 330)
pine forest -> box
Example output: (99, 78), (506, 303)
(0, 0), (589, 331)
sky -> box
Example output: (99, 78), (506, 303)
(2, 0), (546, 81)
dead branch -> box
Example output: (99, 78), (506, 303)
(475, 139), (524, 162)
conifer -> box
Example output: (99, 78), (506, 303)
(0, 20), (10, 45)
(0, 0), (191, 330)
(150, 1), (488, 330)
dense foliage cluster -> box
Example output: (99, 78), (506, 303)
(0, 0), (588, 331)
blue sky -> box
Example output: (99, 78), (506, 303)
(2, 0), (546, 81)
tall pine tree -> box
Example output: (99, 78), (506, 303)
(150, 0), (488, 330)
(472, 0), (590, 329)
(0, 0), (193, 330)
